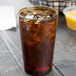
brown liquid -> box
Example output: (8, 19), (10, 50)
(19, 6), (58, 75)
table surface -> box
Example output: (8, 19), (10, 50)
(0, 0), (76, 76)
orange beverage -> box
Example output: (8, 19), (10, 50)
(65, 10), (76, 30)
(63, 6), (76, 31)
(18, 6), (58, 75)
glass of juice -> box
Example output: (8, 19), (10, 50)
(18, 6), (58, 75)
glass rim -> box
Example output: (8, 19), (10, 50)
(18, 5), (58, 20)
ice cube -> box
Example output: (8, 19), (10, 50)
(47, 15), (51, 18)
(24, 19), (31, 22)
(35, 19), (42, 24)
(25, 15), (34, 19)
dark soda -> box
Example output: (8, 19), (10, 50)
(19, 6), (58, 75)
